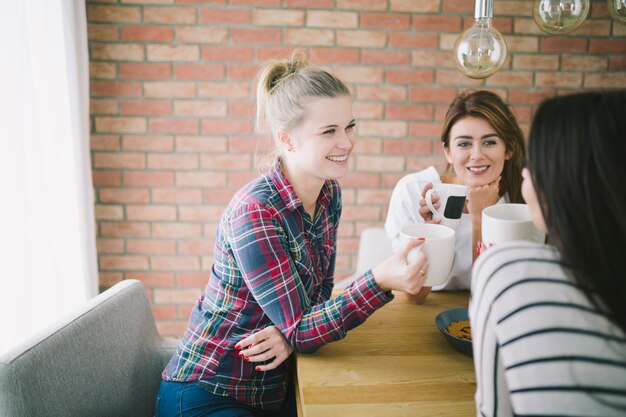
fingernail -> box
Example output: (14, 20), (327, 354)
(238, 351), (244, 357)
(235, 344), (241, 350)
(255, 366), (261, 371)
(418, 238), (425, 241)
(244, 357), (249, 361)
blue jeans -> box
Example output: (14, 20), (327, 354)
(155, 380), (297, 417)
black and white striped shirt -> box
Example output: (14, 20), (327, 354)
(470, 242), (626, 417)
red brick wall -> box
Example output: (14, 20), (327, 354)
(87, 0), (626, 336)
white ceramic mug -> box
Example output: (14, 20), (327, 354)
(399, 224), (455, 287)
(482, 204), (545, 248)
(425, 184), (468, 228)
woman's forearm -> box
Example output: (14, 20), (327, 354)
(472, 217), (482, 262)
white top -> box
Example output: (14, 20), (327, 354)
(385, 167), (505, 290)
(470, 241), (626, 417)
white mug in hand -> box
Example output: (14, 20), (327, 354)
(425, 184), (468, 228)
(399, 224), (455, 287)
(482, 204), (545, 248)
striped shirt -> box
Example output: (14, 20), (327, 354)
(470, 241), (626, 417)
(162, 161), (393, 410)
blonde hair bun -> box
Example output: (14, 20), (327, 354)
(263, 50), (310, 95)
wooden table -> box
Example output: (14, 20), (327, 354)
(295, 291), (475, 417)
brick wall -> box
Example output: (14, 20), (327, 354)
(87, 0), (626, 336)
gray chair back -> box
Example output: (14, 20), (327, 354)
(0, 279), (169, 417)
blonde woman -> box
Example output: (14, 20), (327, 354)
(156, 51), (429, 417)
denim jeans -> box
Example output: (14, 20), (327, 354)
(155, 380), (297, 417)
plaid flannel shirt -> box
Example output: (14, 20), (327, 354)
(162, 161), (393, 410)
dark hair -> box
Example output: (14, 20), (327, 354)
(441, 90), (526, 203)
(527, 90), (626, 334)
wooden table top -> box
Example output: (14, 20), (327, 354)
(295, 291), (475, 417)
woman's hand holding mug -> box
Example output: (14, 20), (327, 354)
(413, 181), (468, 228)
(371, 237), (428, 295)
(417, 182), (441, 224)
(424, 183), (468, 228)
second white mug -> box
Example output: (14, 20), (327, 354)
(482, 203), (545, 248)
(399, 223), (455, 287)
(425, 183), (468, 228)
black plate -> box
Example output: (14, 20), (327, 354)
(435, 307), (472, 356)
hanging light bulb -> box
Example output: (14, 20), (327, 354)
(608, 0), (626, 25)
(453, 0), (507, 80)
(532, 0), (590, 35)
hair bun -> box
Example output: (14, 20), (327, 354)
(288, 49), (309, 73)
(265, 50), (310, 93)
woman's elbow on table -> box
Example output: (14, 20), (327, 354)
(291, 330), (345, 354)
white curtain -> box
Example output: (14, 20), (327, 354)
(0, 0), (98, 354)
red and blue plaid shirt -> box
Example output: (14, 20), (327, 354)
(162, 161), (393, 409)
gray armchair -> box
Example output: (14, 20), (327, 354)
(0, 279), (179, 417)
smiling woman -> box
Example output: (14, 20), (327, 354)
(277, 95), (355, 215)
(445, 116), (511, 190)
(386, 90), (526, 303)
(155, 50), (431, 417)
